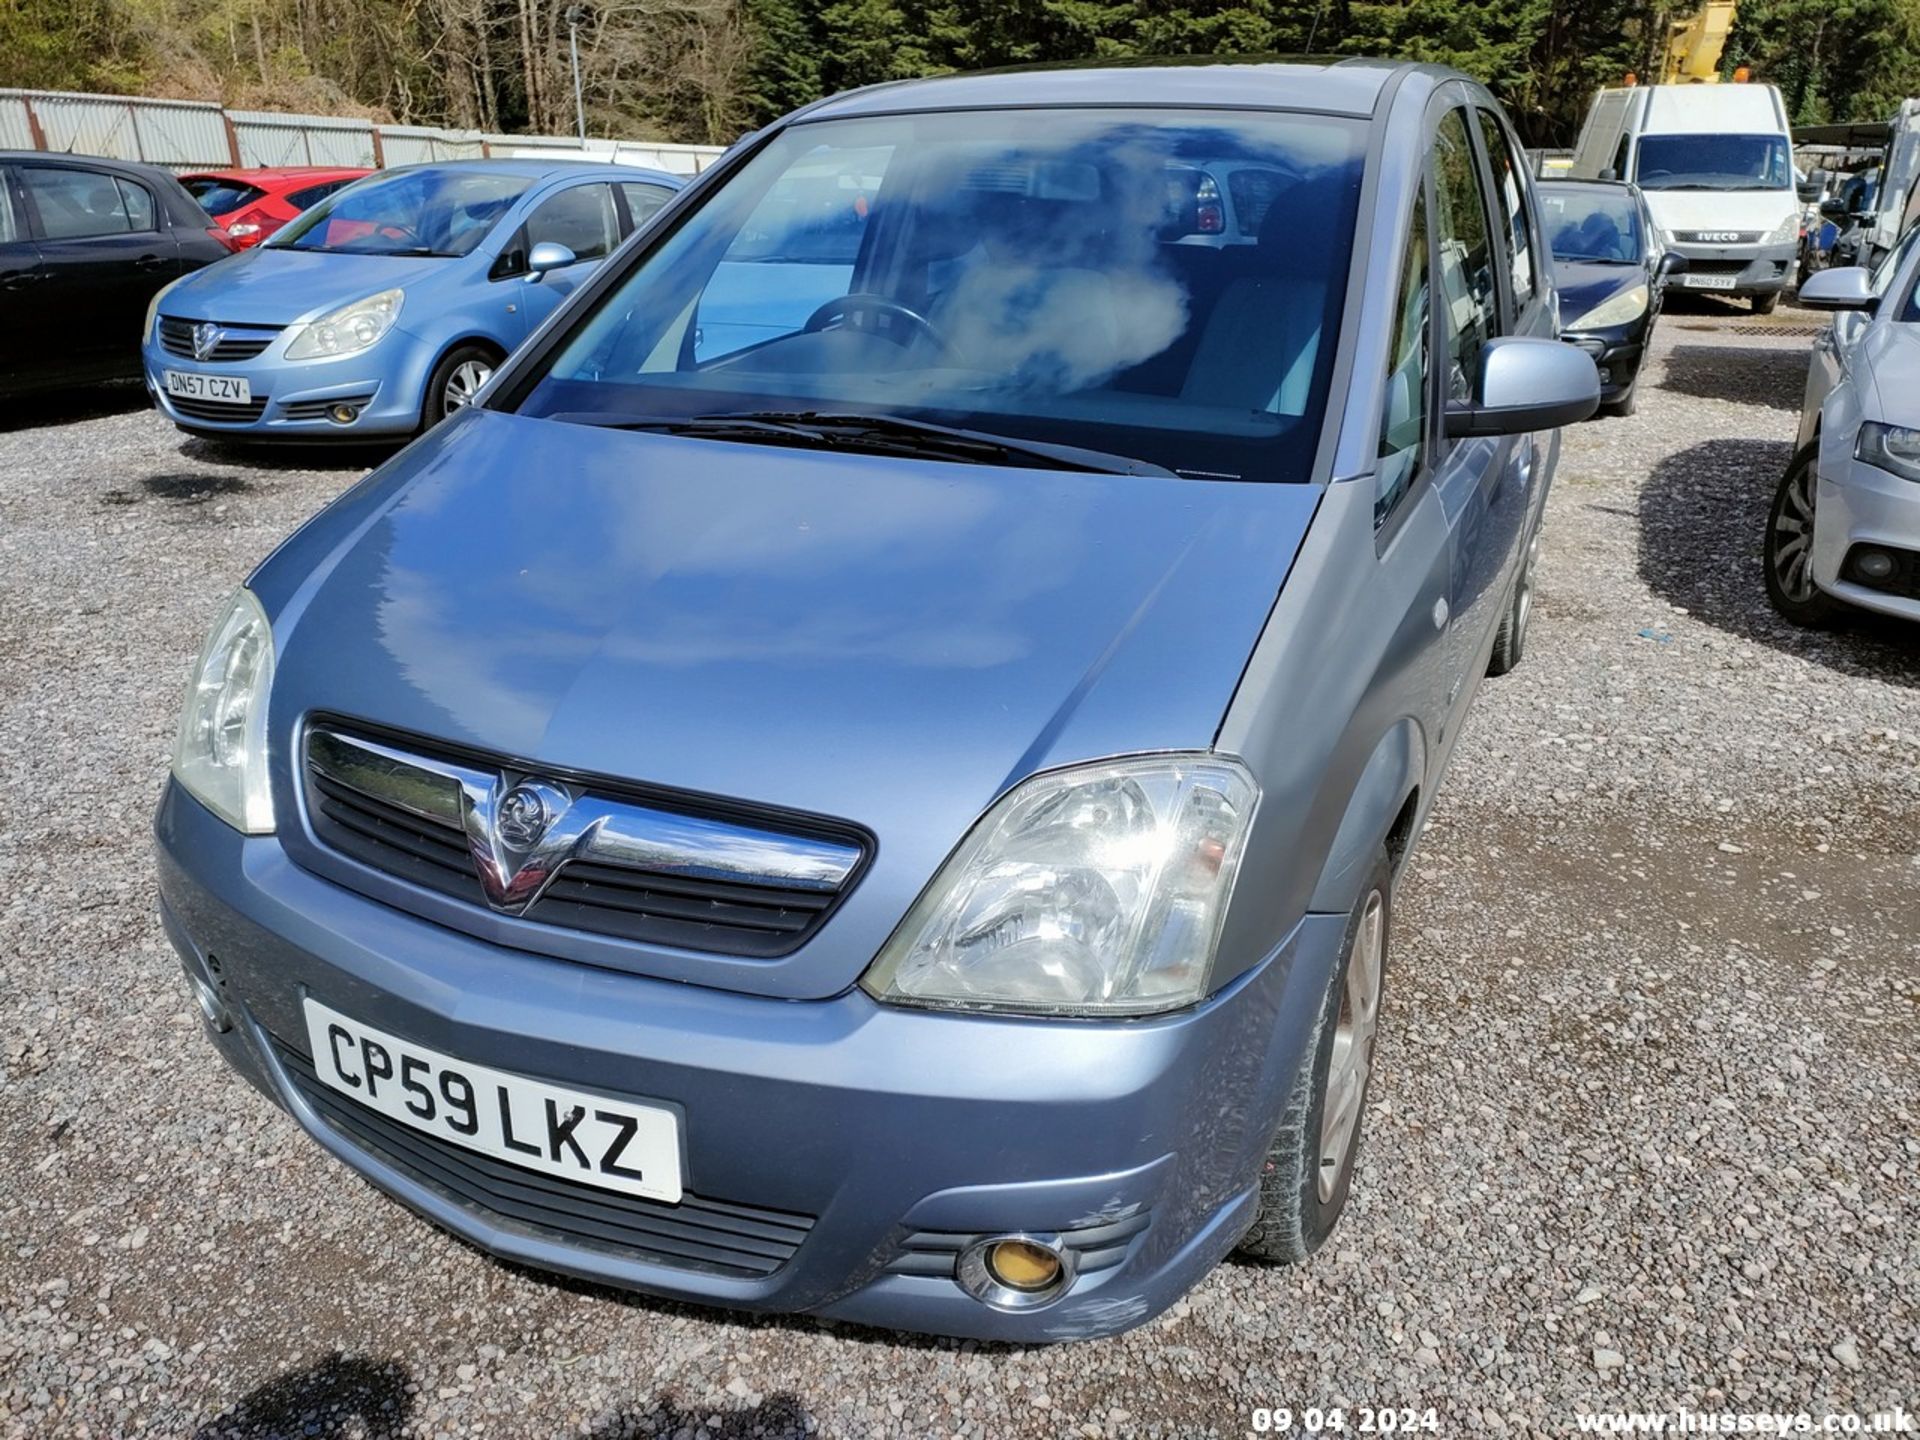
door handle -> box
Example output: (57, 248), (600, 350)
(0, 271), (40, 290)
(134, 255), (168, 271)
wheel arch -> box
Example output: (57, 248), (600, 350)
(1307, 717), (1425, 914)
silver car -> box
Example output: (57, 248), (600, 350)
(1768, 224), (1920, 625)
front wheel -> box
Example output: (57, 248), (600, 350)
(1751, 292), (1780, 315)
(1237, 852), (1391, 1264)
(1763, 452), (1846, 627)
(422, 343), (502, 432)
(1487, 522), (1540, 676)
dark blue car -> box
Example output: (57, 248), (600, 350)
(156, 59), (1597, 1340)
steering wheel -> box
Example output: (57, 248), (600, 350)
(803, 294), (953, 355)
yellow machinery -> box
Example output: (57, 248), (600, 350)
(1661, 1), (1738, 84)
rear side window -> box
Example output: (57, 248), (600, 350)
(619, 182), (674, 229)
(287, 179), (351, 209)
(184, 177), (268, 215)
(1431, 109), (1500, 404)
(1377, 190), (1430, 527)
(0, 175), (21, 244)
(117, 178), (156, 232)
(24, 167), (144, 239)
(526, 183), (620, 262)
(1476, 110), (1535, 309)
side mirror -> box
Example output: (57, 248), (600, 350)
(1797, 181), (1823, 204)
(1820, 198), (1850, 219)
(1446, 335), (1600, 438)
(1797, 265), (1878, 312)
(527, 241), (576, 280)
(1656, 251), (1690, 278)
(1598, 166), (1618, 182)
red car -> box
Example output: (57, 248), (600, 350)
(180, 166), (372, 249)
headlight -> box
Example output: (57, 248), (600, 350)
(1765, 213), (1800, 246)
(1568, 282), (1650, 331)
(173, 589), (276, 833)
(1856, 422), (1920, 483)
(860, 755), (1258, 1016)
(285, 288), (404, 360)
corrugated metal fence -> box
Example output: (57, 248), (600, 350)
(0, 88), (722, 175)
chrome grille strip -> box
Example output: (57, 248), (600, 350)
(305, 728), (862, 916)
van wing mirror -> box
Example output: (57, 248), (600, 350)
(1445, 336), (1600, 438)
(1797, 266), (1878, 311)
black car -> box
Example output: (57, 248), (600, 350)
(1541, 178), (1685, 417)
(0, 152), (235, 399)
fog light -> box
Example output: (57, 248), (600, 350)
(987, 1240), (1060, 1290)
(1854, 549), (1896, 582)
(957, 1234), (1074, 1310)
(328, 403), (359, 425)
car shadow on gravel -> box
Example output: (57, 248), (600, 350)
(1638, 438), (1920, 687)
(179, 434), (398, 474)
(1657, 344), (1807, 411)
(193, 1350), (815, 1439)
(192, 1352), (411, 1438)
(0, 382), (151, 433)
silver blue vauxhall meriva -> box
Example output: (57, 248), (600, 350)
(154, 59), (1598, 1341)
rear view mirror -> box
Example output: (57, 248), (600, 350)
(1797, 266), (1877, 311)
(1446, 336), (1600, 438)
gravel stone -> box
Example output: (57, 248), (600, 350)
(2, 298), (1916, 1437)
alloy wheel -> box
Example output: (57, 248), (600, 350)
(1771, 465), (1819, 603)
(443, 359), (493, 415)
(1319, 889), (1385, 1202)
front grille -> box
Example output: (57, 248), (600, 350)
(886, 1211), (1150, 1279)
(282, 392), (375, 422)
(1678, 260), (1751, 278)
(167, 393), (268, 424)
(157, 316), (281, 361)
(303, 727), (864, 959)
(272, 1035), (815, 1278)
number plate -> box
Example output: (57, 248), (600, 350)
(1681, 274), (1739, 291)
(164, 370), (252, 403)
(302, 999), (683, 1203)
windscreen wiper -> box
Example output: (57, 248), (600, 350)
(546, 409), (1175, 477)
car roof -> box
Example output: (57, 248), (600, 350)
(800, 57), (1443, 123)
(0, 149), (172, 176)
(183, 166), (370, 182)
(379, 157), (655, 180)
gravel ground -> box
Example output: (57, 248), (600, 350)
(1, 298), (1916, 1439)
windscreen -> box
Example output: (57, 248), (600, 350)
(1635, 133), (1792, 191)
(271, 168), (531, 257)
(1540, 188), (1644, 263)
(517, 108), (1368, 482)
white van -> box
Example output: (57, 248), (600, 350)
(1571, 83), (1799, 312)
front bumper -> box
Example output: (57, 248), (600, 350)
(154, 779), (1344, 1341)
(1561, 333), (1644, 403)
(1661, 240), (1796, 297)
(140, 332), (432, 439)
(1812, 452), (1920, 623)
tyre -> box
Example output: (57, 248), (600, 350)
(1238, 851), (1391, 1264)
(1751, 292), (1780, 315)
(1764, 450), (1846, 627)
(1602, 384), (1637, 419)
(1486, 521), (1540, 676)
(421, 343), (503, 432)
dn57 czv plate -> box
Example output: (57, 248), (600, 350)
(302, 999), (682, 1203)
